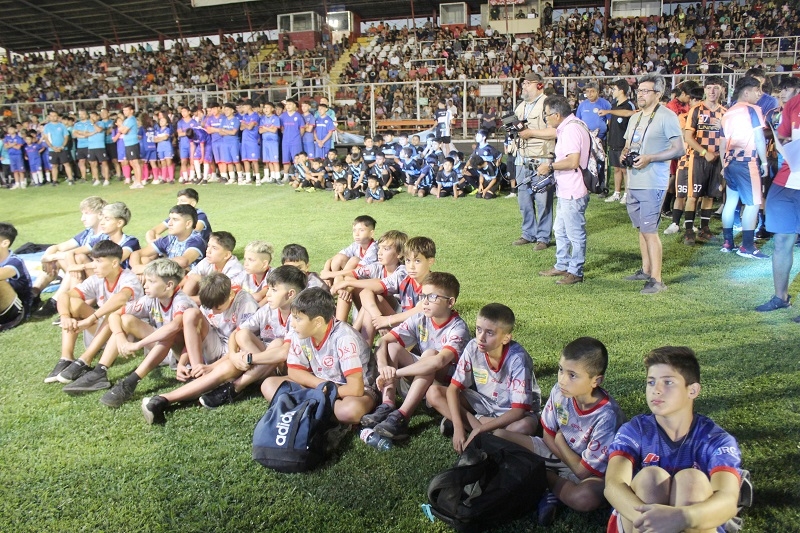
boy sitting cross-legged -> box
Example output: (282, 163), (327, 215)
(494, 337), (626, 527)
(46, 241), (143, 384)
(61, 259), (194, 403)
(427, 303), (541, 453)
(260, 287), (378, 426)
(142, 265), (305, 412)
(363, 272), (471, 442)
(604, 347), (743, 533)
(0, 222), (34, 332)
(182, 231), (244, 305)
(129, 204), (207, 277)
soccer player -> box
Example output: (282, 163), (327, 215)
(258, 102), (281, 184)
(176, 106), (198, 183)
(182, 231), (244, 304)
(130, 204), (207, 274)
(239, 99), (261, 185)
(313, 102), (336, 159)
(119, 104), (143, 188)
(0, 223), (34, 332)
(321, 215), (378, 277)
(43, 110), (75, 185)
(153, 116), (175, 183)
(86, 110), (111, 186)
(279, 99), (304, 176)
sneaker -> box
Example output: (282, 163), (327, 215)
(151, 179), (162, 185)
(33, 298), (58, 317)
(505, 191), (517, 198)
(755, 295), (791, 312)
(360, 402), (395, 428)
(537, 490), (559, 526)
(439, 418), (454, 438)
(641, 279), (668, 294)
(100, 378), (137, 408)
(199, 382), (237, 409)
(619, 193), (627, 204)
(141, 396), (168, 425)
(683, 230), (696, 246)
(56, 359), (90, 384)
(720, 240), (734, 253)
(736, 246), (770, 259)
(62, 368), (111, 394)
(92, 179), (101, 186)
(755, 227), (772, 240)
(44, 359), (72, 383)
(323, 423), (351, 455)
(663, 222), (680, 235)
(624, 268), (650, 281)
(102, 180), (110, 186)
(604, 192), (620, 203)
(697, 228), (715, 241)
(374, 409), (410, 440)
(255, 179), (261, 187)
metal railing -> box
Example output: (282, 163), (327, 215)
(716, 36), (800, 66)
(247, 57), (328, 85)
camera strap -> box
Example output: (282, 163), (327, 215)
(630, 104), (660, 151)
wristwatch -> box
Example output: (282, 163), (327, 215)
(548, 163), (554, 174)
(245, 353), (253, 366)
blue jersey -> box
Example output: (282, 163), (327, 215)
(162, 207), (212, 243)
(190, 127), (210, 146)
(279, 112), (303, 144)
(472, 144), (501, 163)
(98, 119), (115, 144)
(43, 121), (69, 149)
(154, 125), (172, 152)
(152, 233), (207, 269)
(418, 164), (436, 188)
(207, 114), (223, 143)
(177, 118), (198, 146)
(87, 122), (106, 149)
(24, 142), (44, 171)
(259, 114), (280, 142)
(73, 120), (93, 148)
(3, 134), (24, 157)
(122, 116), (138, 146)
(314, 115), (335, 142)
(0, 252), (34, 314)
(220, 116), (241, 145)
(400, 157), (423, 179)
(240, 112), (261, 144)
(301, 112), (315, 141)
(576, 98), (612, 139)
(88, 233), (141, 269)
(382, 141), (401, 160)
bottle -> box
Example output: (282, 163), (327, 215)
(359, 428), (393, 451)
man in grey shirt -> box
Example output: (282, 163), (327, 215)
(621, 74), (685, 294)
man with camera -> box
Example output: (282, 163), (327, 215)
(510, 72), (556, 251)
(535, 95), (591, 285)
(620, 74), (685, 294)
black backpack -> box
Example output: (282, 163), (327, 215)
(427, 433), (548, 532)
(252, 380), (338, 473)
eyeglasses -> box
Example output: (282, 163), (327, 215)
(420, 293), (452, 303)
(543, 111), (558, 119)
(636, 88), (658, 95)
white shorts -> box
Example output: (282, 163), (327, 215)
(530, 436), (581, 484)
(201, 330), (228, 364)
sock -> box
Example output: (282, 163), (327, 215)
(97, 364), (108, 374)
(181, 171), (188, 181)
(742, 230), (755, 250)
(672, 209), (684, 226)
(254, 173), (260, 181)
(167, 165), (175, 182)
(722, 227), (734, 243)
(122, 165), (131, 180)
(221, 172), (230, 182)
(203, 163), (210, 179)
(142, 165), (150, 181)
(125, 372), (142, 386)
(684, 215), (695, 232)
(397, 408), (409, 419)
(700, 209), (712, 229)
(45, 171), (52, 182)
(245, 172), (251, 181)
(152, 166), (161, 181)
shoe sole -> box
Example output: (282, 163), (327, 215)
(63, 381), (111, 395)
(198, 397), (224, 409)
(141, 398), (158, 424)
(374, 425), (409, 441)
(100, 393), (128, 408)
(44, 375), (63, 384)
(55, 372), (85, 384)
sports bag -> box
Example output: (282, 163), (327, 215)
(571, 119), (607, 195)
(252, 380), (338, 473)
(427, 433), (548, 532)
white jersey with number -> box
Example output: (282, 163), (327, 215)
(123, 290), (195, 329)
(286, 319), (377, 387)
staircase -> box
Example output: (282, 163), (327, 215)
(243, 43), (279, 85)
(327, 36), (373, 98)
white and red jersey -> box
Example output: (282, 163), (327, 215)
(339, 239), (378, 265)
(381, 275), (421, 311)
(190, 256), (245, 281)
(238, 305), (291, 343)
(355, 263), (407, 300)
(540, 383), (625, 477)
(200, 289), (258, 342)
(75, 268), (143, 308)
(232, 269), (270, 296)
(390, 311), (471, 362)
(286, 319), (377, 387)
(123, 290), (195, 329)
(451, 340), (541, 415)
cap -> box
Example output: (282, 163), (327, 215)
(522, 72), (544, 83)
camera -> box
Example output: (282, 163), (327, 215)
(500, 113), (527, 140)
(621, 152), (639, 168)
(530, 172), (555, 193)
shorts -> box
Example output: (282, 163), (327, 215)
(9, 155), (24, 173)
(211, 141), (223, 164)
(262, 139), (280, 163)
(529, 436), (581, 484)
(608, 148), (624, 169)
(125, 144), (140, 161)
(241, 141), (260, 162)
(683, 152), (723, 199)
(282, 140), (303, 165)
(141, 149), (158, 163)
(724, 159), (762, 206)
(179, 139), (192, 159)
(303, 138), (316, 156)
(218, 142), (240, 164)
(765, 183), (800, 234)
(439, 135), (452, 144)
(76, 147), (89, 161)
(203, 143), (214, 163)
(49, 150), (72, 165)
(42, 151), (52, 170)
(0, 296), (24, 331)
(157, 148), (174, 161)
(87, 148), (108, 163)
(106, 143), (117, 161)
(201, 330), (228, 365)
(627, 188), (665, 233)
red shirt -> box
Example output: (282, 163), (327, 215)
(773, 94), (800, 189)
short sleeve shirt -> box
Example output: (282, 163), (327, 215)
(773, 93), (800, 188)
(123, 290), (195, 329)
(390, 311), (471, 361)
(190, 256), (245, 281)
(200, 289), (258, 342)
(75, 269), (143, 309)
(686, 102), (727, 154)
(338, 240), (378, 265)
(238, 305), (291, 343)
(233, 269), (270, 296)
(624, 105), (683, 190)
(152, 233), (207, 269)
(0, 252), (34, 312)
(382, 275), (421, 310)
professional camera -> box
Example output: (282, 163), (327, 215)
(500, 113), (527, 139)
(530, 171), (555, 193)
(621, 151), (639, 168)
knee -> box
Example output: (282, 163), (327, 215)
(425, 384), (446, 405)
(631, 466), (672, 504)
(673, 468), (713, 506)
(561, 482), (605, 512)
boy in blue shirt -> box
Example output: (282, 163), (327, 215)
(145, 188), (213, 244)
(23, 132), (45, 187)
(0, 223), (34, 332)
(43, 109), (75, 185)
(130, 205), (207, 275)
(119, 104), (143, 188)
(239, 99), (261, 185)
(4, 124), (25, 189)
(313, 102), (336, 159)
(86, 110), (111, 186)
(153, 116), (175, 183)
(258, 102), (281, 184)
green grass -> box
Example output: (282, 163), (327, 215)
(1, 181), (799, 532)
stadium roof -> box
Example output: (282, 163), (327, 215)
(0, 0), (485, 54)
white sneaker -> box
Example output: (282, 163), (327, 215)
(92, 179), (101, 186)
(255, 179), (261, 187)
(619, 193), (627, 204)
(151, 179), (162, 185)
(505, 192), (517, 198)
(664, 222), (680, 235)
(605, 193), (621, 203)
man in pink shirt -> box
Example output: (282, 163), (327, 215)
(536, 96), (591, 285)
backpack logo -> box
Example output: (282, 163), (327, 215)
(275, 409), (297, 446)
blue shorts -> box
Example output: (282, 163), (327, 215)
(765, 183), (800, 234)
(724, 159), (761, 206)
(203, 143), (214, 164)
(262, 140), (279, 163)
(314, 142), (331, 160)
(218, 142), (240, 164)
(241, 141), (260, 162)
(627, 188), (665, 234)
(117, 142), (127, 162)
(282, 140), (303, 165)
(211, 141), (223, 164)
(9, 155), (24, 173)
(42, 150), (52, 170)
(179, 138), (192, 159)
(303, 138), (315, 156)
(157, 148), (174, 161)
(28, 161), (42, 173)
(141, 149), (157, 163)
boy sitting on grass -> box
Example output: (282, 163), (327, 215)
(604, 346), (743, 533)
(137, 266), (305, 413)
(0, 222), (34, 332)
(130, 204), (206, 276)
(182, 231), (244, 304)
(61, 259), (194, 404)
(427, 303), (541, 453)
(321, 215), (378, 282)
(144, 188), (212, 243)
(363, 272), (471, 442)
(281, 244), (326, 289)
(260, 287), (378, 426)
(46, 241), (143, 384)
(64, 202), (140, 279)
(494, 337), (625, 527)
(234, 240), (274, 306)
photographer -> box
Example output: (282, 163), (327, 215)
(620, 74), (685, 294)
(536, 95), (591, 285)
(511, 73), (556, 250)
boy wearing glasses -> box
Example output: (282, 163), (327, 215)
(362, 272), (470, 441)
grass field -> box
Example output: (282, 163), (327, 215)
(1, 180), (799, 532)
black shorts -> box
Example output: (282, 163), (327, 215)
(106, 143), (117, 160)
(87, 148), (108, 163)
(49, 150), (72, 165)
(683, 152), (723, 199)
(126, 144), (141, 161)
(438, 135), (452, 144)
(0, 296), (24, 331)
(76, 147), (89, 161)
(609, 148), (625, 169)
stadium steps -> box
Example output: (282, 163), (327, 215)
(327, 36), (373, 95)
(244, 44), (279, 85)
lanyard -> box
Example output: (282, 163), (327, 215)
(631, 104), (660, 149)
